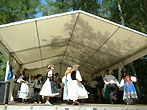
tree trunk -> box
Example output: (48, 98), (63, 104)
(117, 0), (124, 25)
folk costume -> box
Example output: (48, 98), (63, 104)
(34, 78), (42, 103)
(40, 70), (59, 97)
(17, 74), (29, 100)
(68, 70), (88, 104)
(120, 75), (138, 104)
(62, 72), (72, 101)
(103, 74), (119, 104)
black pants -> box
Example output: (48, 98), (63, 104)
(34, 88), (41, 103)
(108, 84), (118, 104)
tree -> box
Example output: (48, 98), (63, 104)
(0, 0), (41, 24)
(0, 53), (8, 81)
(39, 0), (101, 16)
(134, 56), (147, 104)
(101, 0), (147, 33)
(0, 0), (146, 103)
(0, 0), (41, 81)
(39, 0), (147, 34)
(39, 0), (147, 104)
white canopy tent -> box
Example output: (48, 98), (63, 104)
(0, 10), (147, 80)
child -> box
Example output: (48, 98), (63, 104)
(34, 74), (42, 103)
(29, 76), (35, 102)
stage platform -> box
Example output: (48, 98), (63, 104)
(0, 103), (147, 110)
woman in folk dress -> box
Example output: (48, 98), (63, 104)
(17, 68), (29, 103)
(68, 64), (88, 105)
(120, 71), (138, 105)
(62, 67), (72, 103)
(40, 64), (59, 105)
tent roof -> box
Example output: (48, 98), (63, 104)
(0, 10), (147, 75)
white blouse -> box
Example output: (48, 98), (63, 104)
(48, 70), (53, 77)
(119, 76), (137, 87)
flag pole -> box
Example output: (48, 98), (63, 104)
(7, 52), (14, 103)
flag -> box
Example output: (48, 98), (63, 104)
(5, 61), (13, 81)
(7, 65), (13, 80)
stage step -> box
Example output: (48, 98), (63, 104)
(0, 104), (147, 110)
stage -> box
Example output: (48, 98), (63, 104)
(0, 103), (147, 110)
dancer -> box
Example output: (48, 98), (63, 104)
(62, 67), (72, 104)
(34, 74), (42, 103)
(103, 70), (119, 104)
(17, 68), (29, 103)
(120, 71), (138, 105)
(108, 70), (119, 104)
(103, 70), (110, 103)
(29, 76), (35, 103)
(40, 64), (59, 105)
(68, 64), (88, 105)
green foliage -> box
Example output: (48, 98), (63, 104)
(102, 0), (147, 34)
(0, 0), (41, 81)
(0, 0), (146, 103)
(0, 0), (41, 24)
(134, 56), (147, 104)
(39, 0), (147, 34)
(39, 0), (100, 16)
(0, 53), (8, 81)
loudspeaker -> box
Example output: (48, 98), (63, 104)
(0, 81), (10, 104)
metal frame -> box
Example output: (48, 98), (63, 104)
(96, 46), (147, 74)
(60, 13), (80, 64)
(12, 40), (69, 53)
(23, 54), (63, 65)
(0, 40), (9, 58)
(0, 10), (147, 75)
(80, 27), (120, 67)
(0, 10), (146, 37)
(79, 10), (147, 37)
(64, 54), (103, 68)
(0, 41), (23, 68)
(64, 40), (120, 67)
(0, 11), (81, 28)
(35, 21), (44, 68)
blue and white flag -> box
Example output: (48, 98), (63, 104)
(5, 61), (13, 81)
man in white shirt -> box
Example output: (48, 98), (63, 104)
(103, 70), (119, 104)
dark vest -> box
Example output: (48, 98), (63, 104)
(71, 71), (76, 80)
(23, 75), (29, 81)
